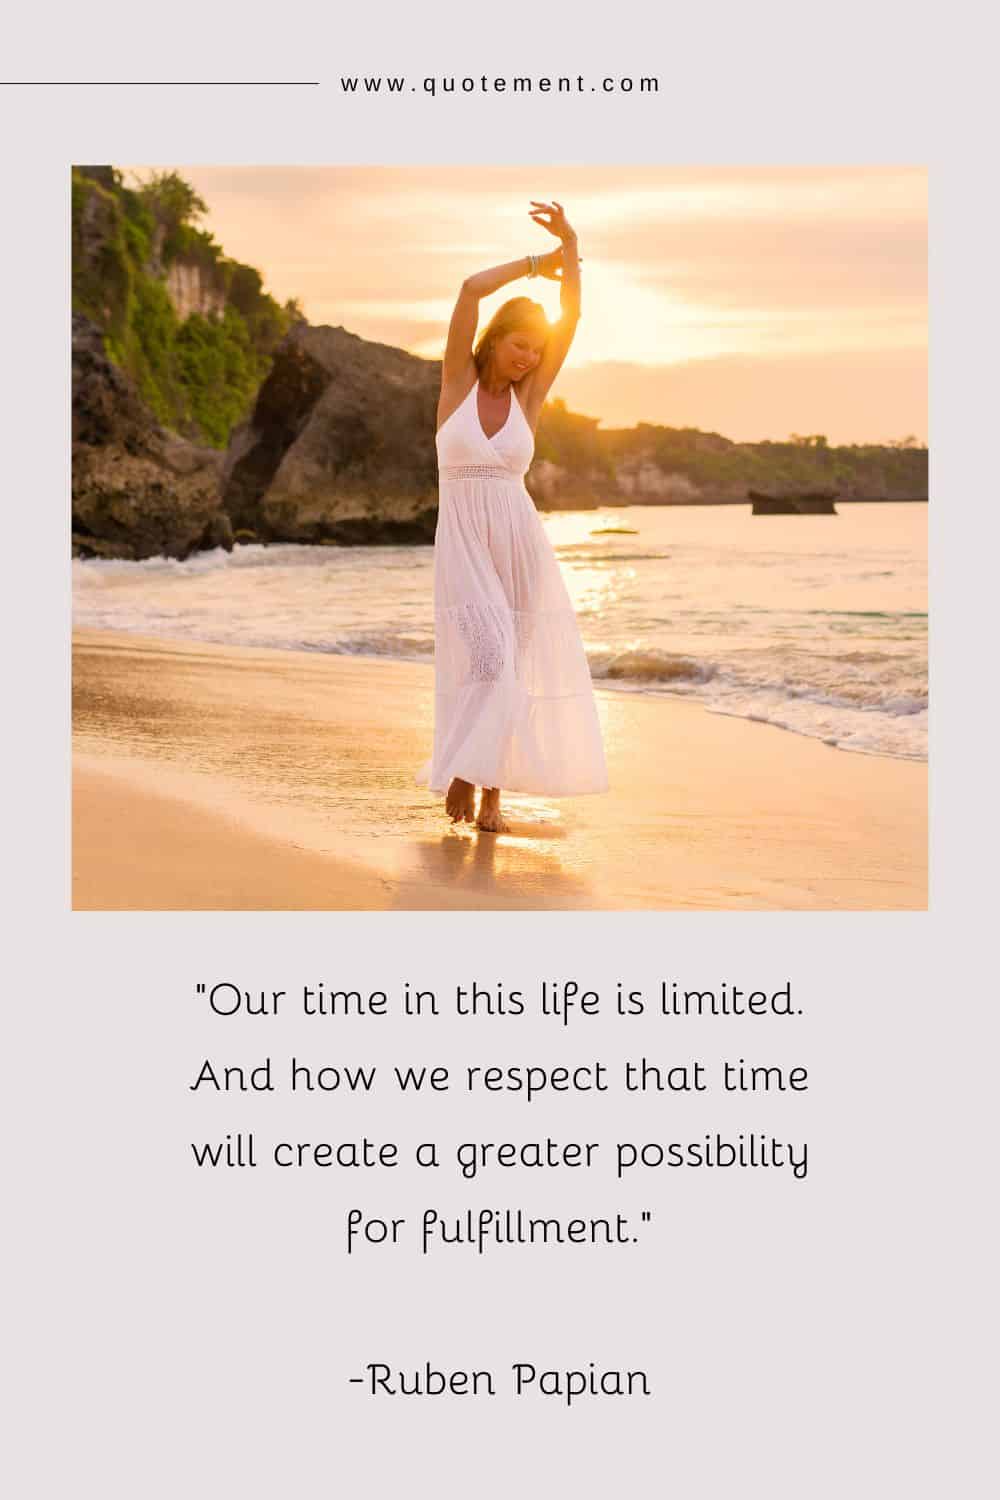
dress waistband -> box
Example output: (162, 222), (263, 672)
(438, 463), (522, 482)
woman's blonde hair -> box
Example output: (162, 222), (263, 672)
(473, 297), (550, 375)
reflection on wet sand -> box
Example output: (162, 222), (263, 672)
(392, 823), (591, 911)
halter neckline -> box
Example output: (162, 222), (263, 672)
(476, 376), (523, 443)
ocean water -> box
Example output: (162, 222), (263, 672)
(73, 501), (927, 760)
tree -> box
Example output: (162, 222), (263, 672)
(135, 170), (208, 234)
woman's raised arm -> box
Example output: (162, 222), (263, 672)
(524, 200), (581, 403)
(441, 255), (534, 386)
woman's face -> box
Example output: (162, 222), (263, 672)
(496, 328), (545, 381)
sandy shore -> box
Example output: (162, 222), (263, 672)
(72, 628), (927, 910)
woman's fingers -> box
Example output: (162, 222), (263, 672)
(529, 200), (571, 240)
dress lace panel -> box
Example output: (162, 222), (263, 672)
(439, 464), (517, 481)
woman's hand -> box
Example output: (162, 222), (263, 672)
(535, 246), (583, 282)
(529, 199), (577, 243)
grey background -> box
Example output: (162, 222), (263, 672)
(5, 2), (995, 1494)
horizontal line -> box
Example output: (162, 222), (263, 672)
(0, 81), (320, 86)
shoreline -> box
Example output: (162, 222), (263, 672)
(72, 627), (927, 911)
(68, 611), (927, 768)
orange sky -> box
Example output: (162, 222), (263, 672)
(124, 165), (927, 445)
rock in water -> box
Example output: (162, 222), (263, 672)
(221, 323), (441, 545)
(72, 314), (227, 560)
(748, 490), (839, 515)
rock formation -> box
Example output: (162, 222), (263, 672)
(221, 323), (441, 544)
(72, 314), (230, 560)
(749, 491), (839, 515)
(163, 259), (228, 322)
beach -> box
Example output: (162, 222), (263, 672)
(72, 628), (927, 911)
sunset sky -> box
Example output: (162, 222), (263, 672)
(123, 165), (927, 446)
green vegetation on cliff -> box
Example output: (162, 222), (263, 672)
(524, 398), (926, 503)
(547, 406), (927, 502)
(71, 166), (298, 447)
(534, 397), (616, 481)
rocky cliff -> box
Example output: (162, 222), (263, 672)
(221, 324), (441, 544)
(72, 314), (230, 560)
(72, 165), (295, 447)
(534, 418), (928, 507)
(163, 259), (228, 322)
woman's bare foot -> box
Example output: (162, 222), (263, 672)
(446, 777), (476, 823)
(477, 787), (509, 834)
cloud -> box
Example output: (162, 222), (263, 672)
(555, 349), (928, 446)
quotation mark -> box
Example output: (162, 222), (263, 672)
(632, 1210), (653, 1242)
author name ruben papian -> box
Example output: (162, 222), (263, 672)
(350, 1363), (651, 1404)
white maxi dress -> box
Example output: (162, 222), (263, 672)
(418, 378), (609, 797)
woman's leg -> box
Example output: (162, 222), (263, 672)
(477, 786), (509, 834)
(445, 778), (476, 823)
(441, 598), (512, 827)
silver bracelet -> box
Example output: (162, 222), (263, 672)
(526, 253), (538, 278)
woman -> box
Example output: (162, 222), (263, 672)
(418, 199), (608, 832)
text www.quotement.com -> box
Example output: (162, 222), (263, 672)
(339, 73), (661, 97)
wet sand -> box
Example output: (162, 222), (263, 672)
(72, 628), (927, 910)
